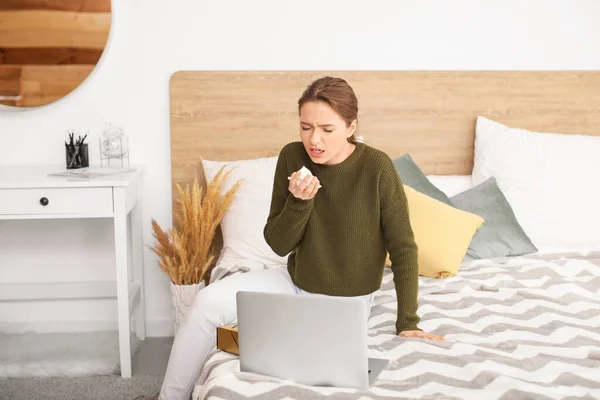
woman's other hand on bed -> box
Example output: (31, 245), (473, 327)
(289, 171), (320, 200)
(398, 330), (445, 341)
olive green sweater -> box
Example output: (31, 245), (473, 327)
(263, 142), (421, 333)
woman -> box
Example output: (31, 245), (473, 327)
(137, 76), (443, 400)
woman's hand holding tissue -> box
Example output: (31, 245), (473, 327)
(288, 168), (320, 200)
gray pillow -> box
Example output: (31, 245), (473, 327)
(392, 154), (451, 205)
(450, 177), (538, 260)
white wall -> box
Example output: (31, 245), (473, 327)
(1, 0), (599, 337)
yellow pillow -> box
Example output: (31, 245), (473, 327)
(386, 186), (484, 279)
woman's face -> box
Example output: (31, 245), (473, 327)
(299, 101), (357, 165)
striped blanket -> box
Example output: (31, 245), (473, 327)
(193, 251), (600, 399)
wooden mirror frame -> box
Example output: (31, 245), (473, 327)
(0, 0), (112, 109)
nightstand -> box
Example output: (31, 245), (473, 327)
(0, 165), (146, 378)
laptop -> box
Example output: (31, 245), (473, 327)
(236, 290), (389, 390)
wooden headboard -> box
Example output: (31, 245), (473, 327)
(169, 70), (600, 208)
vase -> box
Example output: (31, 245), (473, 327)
(170, 282), (206, 335)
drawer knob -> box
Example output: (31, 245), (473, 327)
(39, 197), (49, 206)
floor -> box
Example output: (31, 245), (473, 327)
(0, 336), (174, 400)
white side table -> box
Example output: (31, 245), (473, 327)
(0, 165), (146, 378)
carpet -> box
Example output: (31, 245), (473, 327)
(0, 331), (140, 378)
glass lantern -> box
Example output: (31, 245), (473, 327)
(99, 123), (130, 167)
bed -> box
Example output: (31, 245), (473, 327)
(168, 71), (600, 399)
(193, 250), (600, 399)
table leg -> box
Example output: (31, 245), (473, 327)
(132, 199), (146, 340)
(114, 189), (132, 378)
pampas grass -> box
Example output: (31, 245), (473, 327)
(151, 165), (241, 286)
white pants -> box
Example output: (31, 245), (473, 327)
(158, 266), (374, 400)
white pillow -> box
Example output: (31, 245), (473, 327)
(202, 156), (287, 280)
(472, 116), (600, 250)
(426, 175), (473, 197)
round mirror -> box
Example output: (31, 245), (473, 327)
(0, 0), (112, 109)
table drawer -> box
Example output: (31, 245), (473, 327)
(0, 187), (113, 215)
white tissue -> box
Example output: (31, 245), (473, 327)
(287, 166), (322, 188)
(297, 166), (312, 181)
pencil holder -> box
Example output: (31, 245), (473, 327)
(65, 143), (89, 169)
